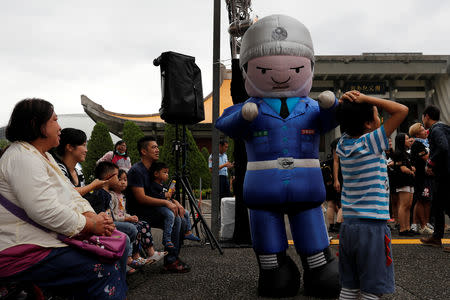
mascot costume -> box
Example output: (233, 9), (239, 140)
(216, 15), (340, 298)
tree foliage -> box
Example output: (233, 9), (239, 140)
(225, 138), (234, 163)
(122, 121), (145, 165)
(159, 124), (211, 189)
(0, 139), (10, 151)
(82, 122), (114, 182)
(200, 147), (210, 164)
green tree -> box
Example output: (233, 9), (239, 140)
(122, 121), (145, 165)
(225, 138), (234, 163)
(201, 147), (210, 164)
(160, 124), (211, 189)
(82, 122), (114, 182)
(0, 139), (10, 150)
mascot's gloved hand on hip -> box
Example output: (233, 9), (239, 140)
(216, 14), (340, 298)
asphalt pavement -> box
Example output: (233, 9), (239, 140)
(127, 229), (450, 300)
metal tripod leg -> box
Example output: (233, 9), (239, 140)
(180, 176), (223, 255)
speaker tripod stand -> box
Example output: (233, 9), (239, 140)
(172, 124), (223, 255)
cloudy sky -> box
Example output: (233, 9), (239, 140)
(1, 0), (449, 126)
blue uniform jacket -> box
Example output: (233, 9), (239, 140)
(216, 96), (338, 209)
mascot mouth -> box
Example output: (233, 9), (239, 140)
(273, 85), (289, 90)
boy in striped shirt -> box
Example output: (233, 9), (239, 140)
(335, 91), (408, 300)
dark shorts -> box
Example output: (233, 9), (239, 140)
(339, 218), (395, 295)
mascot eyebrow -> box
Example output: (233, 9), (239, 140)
(290, 66), (304, 73)
(256, 66), (272, 74)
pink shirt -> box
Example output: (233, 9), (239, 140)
(0, 245), (51, 277)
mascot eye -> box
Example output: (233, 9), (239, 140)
(290, 66), (304, 73)
(256, 66), (272, 75)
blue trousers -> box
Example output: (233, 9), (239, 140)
(249, 206), (329, 256)
(9, 246), (128, 300)
(139, 206), (185, 264)
(114, 221), (137, 257)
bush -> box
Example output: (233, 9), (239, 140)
(82, 122), (114, 182)
(122, 121), (145, 165)
(159, 124), (211, 190)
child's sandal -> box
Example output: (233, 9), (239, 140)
(165, 241), (175, 249)
(129, 258), (145, 269)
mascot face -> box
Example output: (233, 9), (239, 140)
(245, 55), (312, 98)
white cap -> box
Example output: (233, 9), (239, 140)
(239, 14), (315, 68)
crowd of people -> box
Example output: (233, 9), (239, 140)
(0, 98), (200, 299)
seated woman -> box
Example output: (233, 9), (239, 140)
(97, 140), (132, 172)
(0, 98), (127, 300)
(52, 127), (106, 196)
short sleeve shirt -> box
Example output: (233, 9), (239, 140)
(126, 162), (155, 215)
(208, 153), (228, 176)
(336, 126), (390, 220)
(148, 181), (166, 200)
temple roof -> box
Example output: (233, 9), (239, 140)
(81, 66), (233, 128)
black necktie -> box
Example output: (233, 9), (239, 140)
(280, 98), (289, 119)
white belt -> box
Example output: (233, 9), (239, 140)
(247, 158), (320, 170)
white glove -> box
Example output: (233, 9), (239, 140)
(317, 90), (336, 109)
(242, 102), (259, 121)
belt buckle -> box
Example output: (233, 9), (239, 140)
(277, 157), (294, 169)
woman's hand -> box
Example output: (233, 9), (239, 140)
(90, 179), (107, 191)
(85, 212), (115, 236)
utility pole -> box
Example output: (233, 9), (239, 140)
(211, 0), (221, 237)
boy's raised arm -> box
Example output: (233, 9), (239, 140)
(358, 94), (409, 137)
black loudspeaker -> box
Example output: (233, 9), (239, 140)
(154, 51), (205, 125)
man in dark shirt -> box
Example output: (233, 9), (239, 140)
(126, 136), (190, 272)
(419, 105), (450, 252)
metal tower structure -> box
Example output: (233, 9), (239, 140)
(225, 0), (254, 59)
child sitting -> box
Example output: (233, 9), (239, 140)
(93, 162), (156, 274)
(148, 162), (201, 249)
(335, 91), (408, 299)
(110, 169), (167, 264)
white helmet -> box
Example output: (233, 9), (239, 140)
(239, 14), (315, 69)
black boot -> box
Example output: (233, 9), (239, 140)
(301, 248), (340, 298)
(257, 251), (301, 298)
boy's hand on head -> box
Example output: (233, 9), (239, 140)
(339, 90), (361, 103)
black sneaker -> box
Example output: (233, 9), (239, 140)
(399, 230), (416, 237)
(328, 224), (336, 233)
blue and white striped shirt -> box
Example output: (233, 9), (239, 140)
(336, 126), (390, 220)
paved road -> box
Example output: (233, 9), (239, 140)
(127, 231), (450, 300)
